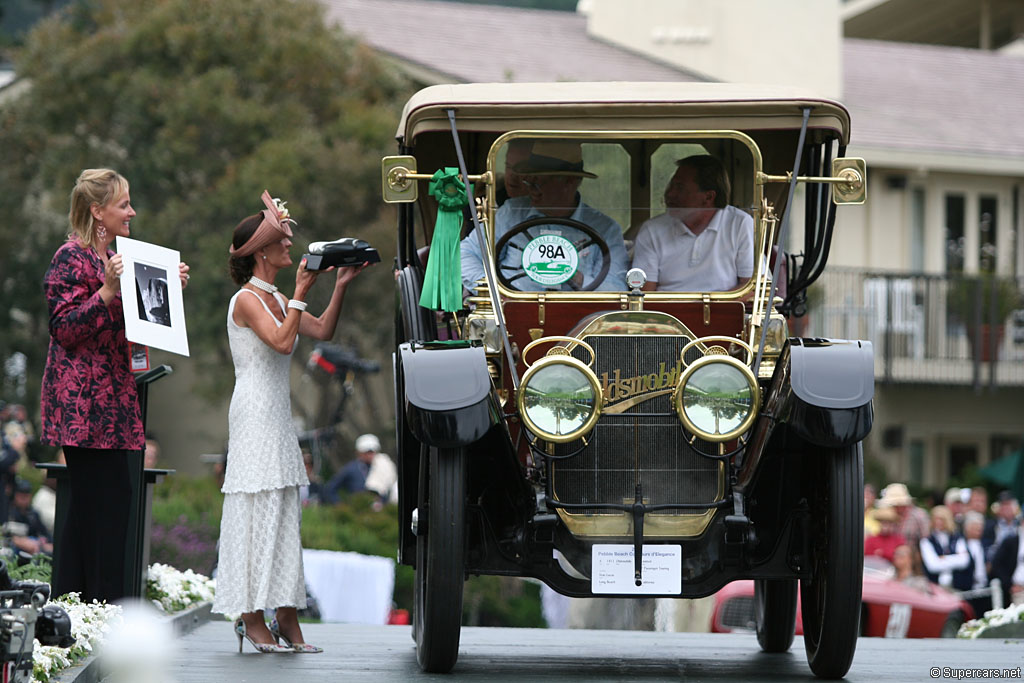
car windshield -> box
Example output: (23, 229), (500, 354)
(477, 134), (758, 295)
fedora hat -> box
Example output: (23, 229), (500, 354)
(513, 141), (597, 179)
(879, 483), (914, 507)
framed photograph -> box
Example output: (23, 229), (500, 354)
(117, 236), (190, 357)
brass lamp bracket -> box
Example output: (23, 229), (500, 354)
(382, 155), (493, 203)
(756, 157), (866, 205)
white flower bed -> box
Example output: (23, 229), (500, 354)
(146, 563), (216, 614)
(31, 565), (215, 681)
(32, 593), (121, 682)
(957, 602), (1024, 639)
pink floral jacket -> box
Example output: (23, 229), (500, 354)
(40, 240), (144, 450)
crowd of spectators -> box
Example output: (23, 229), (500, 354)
(865, 481), (1023, 617)
(0, 402), (57, 560)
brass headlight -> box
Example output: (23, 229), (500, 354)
(673, 355), (759, 442)
(517, 355), (602, 443)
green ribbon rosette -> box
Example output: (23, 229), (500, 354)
(419, 167), (469, 312)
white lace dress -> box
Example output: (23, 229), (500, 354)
(212, 289), (309, 615)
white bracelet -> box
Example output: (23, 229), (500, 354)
(287, 299), (308, 312)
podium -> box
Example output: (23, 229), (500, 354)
(37, 364), (175, 599)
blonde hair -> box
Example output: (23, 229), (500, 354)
(930, 504), (955, 531)
(68, 169), (130, 245)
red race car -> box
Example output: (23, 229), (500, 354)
(711, 558), (974, 638)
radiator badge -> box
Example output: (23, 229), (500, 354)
(601, 360), (683, 411)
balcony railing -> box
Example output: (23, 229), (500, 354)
(798, 268), (1024, 389)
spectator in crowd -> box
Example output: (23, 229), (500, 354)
(920, 505), (971, 590)
(879, 482), (931, 547)
(864, 483), (880, 537)
(144, 435), (161, 470)
(32, 454), (61, 538)
(991, 491), (1020, 558)
(40, 169), (189, 604)
(0, 431), (20, 523)
(324, 434), (396, 507)
(7, 478), (53, 556)
(968, 486), (990, 517)
(962, 511), (993, 616)
(2, 423), (28, 462)
(299, 450), (323, 507)
(888, 543), (931, 592)
(5, 404), (36, 461)
(865, 506), (906, 563)
(990, 515), (1024, 606)
(944, 486), (968, 533)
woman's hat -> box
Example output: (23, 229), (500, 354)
(513, 141), (597, 179)
(878, 483), (914, 507)
(873, 505), (898, 523)
(229, 190), (295, 257)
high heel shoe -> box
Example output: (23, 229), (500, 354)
(234, 618), (293, 654)
(269, 618), (323, 653)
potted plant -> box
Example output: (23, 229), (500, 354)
(946, 274), (1022, 361)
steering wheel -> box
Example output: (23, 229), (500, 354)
(493, 216), (611, 291)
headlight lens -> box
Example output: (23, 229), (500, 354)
(674, 356), (759, 442)
(517, 356), (602, 443)
(466, 316), (501, 353)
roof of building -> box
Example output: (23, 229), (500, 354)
(320, 0), (1024, 169)
(319, 0), (702, 84)
(843, 38), (1024, 165)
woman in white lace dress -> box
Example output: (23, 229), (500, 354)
(213, 191), (366, 653)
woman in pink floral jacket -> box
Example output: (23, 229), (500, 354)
(40, 169), (189, 602)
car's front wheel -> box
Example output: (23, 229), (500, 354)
(755, 579), (798, 652)
(801, 442), (864, 679)
(414, 446), (466, 673)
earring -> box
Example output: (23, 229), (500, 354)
(262, 254), (267, 260)
(96, 222), (107, 239)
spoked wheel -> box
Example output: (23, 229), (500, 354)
(414, 446), (466, 673)
(801, 442), (864, 679)
(755, 579), (798, 652)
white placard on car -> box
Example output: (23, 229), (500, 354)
(591, 544), (681, 595)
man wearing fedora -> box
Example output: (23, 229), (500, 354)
(461, 140), (628, 292)
(879, 482), (931, 547)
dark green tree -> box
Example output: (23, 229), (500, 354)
(0, 0), (411, 423)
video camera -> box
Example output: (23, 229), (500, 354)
(302, 238), (381, 271)
(308, 342), (381, 378)
(0, 560), (74, 682)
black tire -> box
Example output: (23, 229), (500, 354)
(941, 611), (965, 638)
(414, 447), (466, 673)
(801, 442), (863, 679)
(755, 579), (798, 652)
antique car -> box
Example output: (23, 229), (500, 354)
(711, 557), (975, 638)
(384, 82), (872, 678)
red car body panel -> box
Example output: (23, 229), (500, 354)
(711, 563), (973, 637)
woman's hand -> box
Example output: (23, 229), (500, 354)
(294, 258), (320, 300)
(179, 261), (191, 289)
(334, 262), (370, 289)
(99, 254), (124, 304)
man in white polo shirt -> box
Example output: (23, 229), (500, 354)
(631, 155), (753, 292)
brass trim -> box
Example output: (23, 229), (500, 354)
(680, 335), (753, 367)
(702, 293), (711, 325)
(528, 328), (544, 341)
(573, 310), (697, 339)
(672, 354), (761, 443)
(555, 508), (718, 538)
(516, 355), (604, 443)
(521, 336), (597, 368)
(755, 157), (866, 205)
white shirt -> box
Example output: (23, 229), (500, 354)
(966, 537), (988, 588)
(919, 532), (969, 587)
(461, 195), (628, 292)
(631, 205), (754, 291)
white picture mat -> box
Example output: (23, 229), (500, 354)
(117, 236), (190, 357)
(591, 544), (682, 595)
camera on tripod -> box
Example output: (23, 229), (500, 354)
(0, 560), (74, 682)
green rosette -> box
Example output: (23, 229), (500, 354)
(419, 168), (468, 312)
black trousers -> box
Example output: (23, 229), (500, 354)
(52, 447), (133, 603)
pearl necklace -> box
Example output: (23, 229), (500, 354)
(248, 276), (278, 294)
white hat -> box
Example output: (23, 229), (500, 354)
(879, 483), (914, 507)
(355, 434), (380, 453)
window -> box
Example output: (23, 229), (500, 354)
(979, 195), (998, 274)
(945, 193), (965, 273)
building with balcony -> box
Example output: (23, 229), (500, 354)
(321, 0), (1024, 490)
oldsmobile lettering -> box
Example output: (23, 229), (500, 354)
(601, 360), (683, 408)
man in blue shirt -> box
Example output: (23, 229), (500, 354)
(461, 140), (628, 292)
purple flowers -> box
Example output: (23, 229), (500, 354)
(150, 515), (218, 575)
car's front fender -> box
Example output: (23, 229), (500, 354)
(398, 342), (501, 448)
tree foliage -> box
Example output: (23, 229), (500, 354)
(0, 0), (412, 417)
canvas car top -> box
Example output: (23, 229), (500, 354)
(396, 82), (851, 144)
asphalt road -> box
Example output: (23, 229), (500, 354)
(130, 621), (1024, 683)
